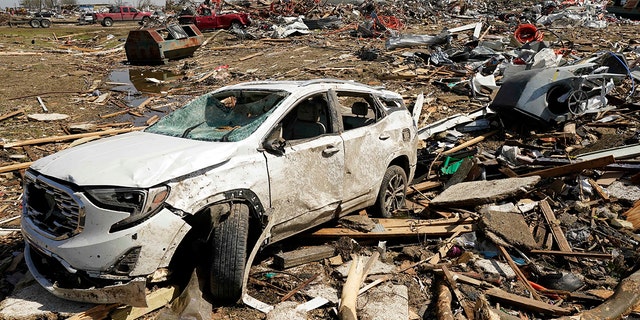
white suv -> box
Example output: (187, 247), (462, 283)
(21, 79), (419, 306)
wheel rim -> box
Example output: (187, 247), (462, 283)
(382, 172), (405, 215)
(567, 90), (589, 115)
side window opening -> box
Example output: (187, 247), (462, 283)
(282, 94), (331, 141)
(336, 92), (381, 130)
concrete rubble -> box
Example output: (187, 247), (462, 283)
(1, 0), (640, 319)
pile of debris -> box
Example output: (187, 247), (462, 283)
(0, 0), (639, 319)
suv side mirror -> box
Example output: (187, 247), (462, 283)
(262, 124), (286, 155)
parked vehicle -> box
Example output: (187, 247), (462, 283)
(78, 11), (95, 24)
(178, 4), (250, 30)
(94, 6), (152, 27)
(21, 79), (419, 306)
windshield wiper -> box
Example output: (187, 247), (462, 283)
(220, 127), (238, 142)
(181, 121), (205, 138)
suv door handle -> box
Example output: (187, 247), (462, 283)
(322, 146), (340, 156)
(379, 134), (390, 140)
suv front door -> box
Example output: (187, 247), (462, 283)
(263, 93), (344, 242)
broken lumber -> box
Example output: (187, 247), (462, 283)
(407, 180), (442, 195)
(529, 249), (612, 259)
(441, 265), (475, 319)
(427, 230), (461, 265)
(484, 287), (571, 316)
(309, 222), (474, 238)
(339, 252), (379, 320)
(279, 273), (319, 302)
(497, 245), (542, 301)
(0, 109), (24, 122)
(2, 127), (144, 148)
(522, 155), (615, 178)
(622, 200), (640, 231)
(238, 52), (264, 61)
(556, 268), (640, 320)
(111, 285), (179, 320)
(0, 162), (32, 174)
(539, 200), (572, 252)
(436, 280), (454, 320)
(273, 245), (335, 269)
(443, 130), (498, 155)
(68, 304), (119, 320)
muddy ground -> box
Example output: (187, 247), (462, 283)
(0, 13), (639, 320)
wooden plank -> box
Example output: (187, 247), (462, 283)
(238, 51), (264, 61)
(309, 223), (474, 238)
(273, 245), (335, 269)
(0, 109), (24, 122)
(539, 200), (572, 252)
(68, 304), (119, 320)
(373, 217), (476, 228)
(406, 180), (441, 195)
(0, 162), (32, 174)
(588, 178), (610, 202)
(623, 200), (640, 231)
(497, 245), (542, 301)
(443, 130), (498, 155)
(427, 230), (461, 265)
(499, 166), (518, 178)
(111, 285), (179, 320)
(522, 155), (615, 178)
(280, 273), (319, 302)
(529, 249), (612, 259)
(484, 287), (571, 316)
(2, 127), (144, 148)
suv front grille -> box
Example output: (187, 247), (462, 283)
(23, 171), (84, 240)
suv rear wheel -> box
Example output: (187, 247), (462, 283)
(209, 203), (249, 301)
(102, 18), (113, 27)
(369, 165), (407, 218)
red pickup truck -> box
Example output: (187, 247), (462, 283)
(178, 5), (251, 31)
(94, 6), (152, 27)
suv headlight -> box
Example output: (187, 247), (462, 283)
(85, 186), (170, 232)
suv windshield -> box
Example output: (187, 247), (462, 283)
(146, 89), (289, 142)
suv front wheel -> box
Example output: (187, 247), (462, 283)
(209, 203), (249, 301)
(369, 165), (407, 218)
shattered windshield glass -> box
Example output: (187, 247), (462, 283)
(146, 90), (290, 142)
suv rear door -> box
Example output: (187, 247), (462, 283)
(263, 92), (344, 242)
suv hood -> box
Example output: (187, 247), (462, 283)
(31, 131), (237, 188)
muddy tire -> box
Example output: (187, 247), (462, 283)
(29, 19), (40, 28)
(102, 18), (113, 27)
(39, 19), (51, 28)
(368, 165), (407, 218)
(140, 16), (150, 25)
(210, 203), (249, 302)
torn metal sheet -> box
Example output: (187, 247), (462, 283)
(125, 24), (204, 65)
(576, 143), (640, 161)
(385, 32), (450, 50)
(417, 107), (494, 140)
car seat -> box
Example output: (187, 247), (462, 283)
(291, 101), (326, 139)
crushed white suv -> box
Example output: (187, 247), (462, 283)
(21, 79), (419, 306)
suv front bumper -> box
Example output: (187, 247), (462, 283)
(24, 241), (149, 307)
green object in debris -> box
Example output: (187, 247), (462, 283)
(441, 156), (466, 175)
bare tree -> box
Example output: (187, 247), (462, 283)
(20, 0), (40, 10)
(136, 0), (152, 9)
(60, 0), (77, 6)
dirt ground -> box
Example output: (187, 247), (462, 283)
(0, 13), (639, 320)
